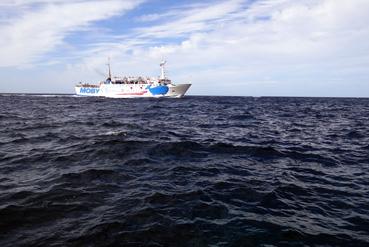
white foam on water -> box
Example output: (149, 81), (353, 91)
(102, 131), (127, 136)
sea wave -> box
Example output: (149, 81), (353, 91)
(0, 96), (368, 246)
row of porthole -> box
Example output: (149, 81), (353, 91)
(114, 87), (144, 91)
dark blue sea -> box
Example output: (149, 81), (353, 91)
(0, 95), (368, 246)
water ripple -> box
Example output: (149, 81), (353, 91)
(0, 95), (369, 246)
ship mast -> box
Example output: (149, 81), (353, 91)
(160, 60), (166, 80)
(107, 57), (112, 79)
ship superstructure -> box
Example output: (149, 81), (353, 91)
(75, 60), (191, 98)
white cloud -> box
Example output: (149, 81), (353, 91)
(135, 0), (245, 38)
(0, 0), (143, 67)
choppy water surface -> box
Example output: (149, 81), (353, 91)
(0, 95), (368, 246)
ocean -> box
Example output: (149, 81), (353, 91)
(0, 95), (368, 246)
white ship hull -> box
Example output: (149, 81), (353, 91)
(75, 83), (191, 98)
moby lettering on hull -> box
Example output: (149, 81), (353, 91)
(80, 88), (100, 94)
(74, 60), (191, 98)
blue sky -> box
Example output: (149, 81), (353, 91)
(0, 0), (368, 96)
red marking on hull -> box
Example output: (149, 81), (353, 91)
(115, 91), (147, 96)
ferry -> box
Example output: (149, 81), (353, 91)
(75, 60), (191, 98)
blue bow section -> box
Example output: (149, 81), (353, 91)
(147, 85), (169, 95)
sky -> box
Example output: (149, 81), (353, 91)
(0, 0), (369, 97)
